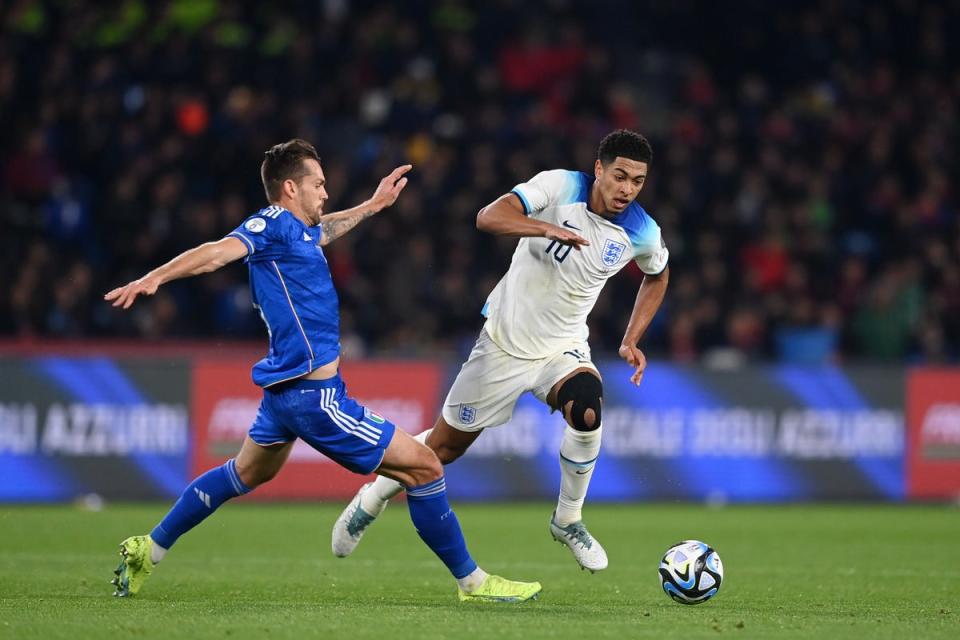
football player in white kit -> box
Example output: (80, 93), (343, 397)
(332, 130), (669, 572)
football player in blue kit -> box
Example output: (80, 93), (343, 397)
(104, 139), (540, 603)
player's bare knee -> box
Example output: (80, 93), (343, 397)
(409, 453), (443, 486)
(582, 407), (597, 430)
(236, 459), (277, 488)
(239, 468), (272, 488)
(236, 465), (260, 488)
(423, 453), (444, 482)
(402, 442), (443, 485)
(558, 371), (603, 432)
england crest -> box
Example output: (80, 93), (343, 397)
(602, 239), (627, 266)
(459, 404), (477, 425)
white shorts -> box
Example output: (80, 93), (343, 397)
(441, 329), (600, 432)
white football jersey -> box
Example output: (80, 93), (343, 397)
(482, 169), (668, 359)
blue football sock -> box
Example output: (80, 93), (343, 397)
(406, 477), (477, 579)
(150, 458), (251, 550)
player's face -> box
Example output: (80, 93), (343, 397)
(594, 157), (648, 213)
(296, 159), (329, 225)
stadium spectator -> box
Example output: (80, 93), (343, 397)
(2, 0), (957, 362)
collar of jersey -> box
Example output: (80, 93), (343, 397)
(264, 207), (324, 233)
(576, 172), (645, 233)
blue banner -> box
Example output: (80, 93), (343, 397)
(0, 357), (190, 502)
(444, 363), (905, 501)
(0, 357), (906, 502)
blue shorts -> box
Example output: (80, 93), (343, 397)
(248, 374), (396, 475)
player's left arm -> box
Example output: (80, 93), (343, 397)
(318, 164), (412, 246)
(619, 265), (669, 386)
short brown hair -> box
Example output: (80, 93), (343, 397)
(260, 139), (321, 202)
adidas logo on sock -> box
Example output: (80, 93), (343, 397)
(194, 487), (211, 508)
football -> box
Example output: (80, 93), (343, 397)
(658, 540), (724, 605)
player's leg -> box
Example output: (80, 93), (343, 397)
(537, 360), (608, 572)
(357, 415), (482, 515)
(375, 427), (540, 602)
(112, 393), (295, 597)
(150, 437), (292, 552)
(548, 367), (603, 527)
(336, 329), (524, 556)
(295, 373), (537, 601)
(424, 416), (484, 463)
(373, 428), (478, 582)
(373, 422), (480, 576)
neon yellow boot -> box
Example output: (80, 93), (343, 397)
(458, 574), (542, 603)
(111, 535), (155, 597)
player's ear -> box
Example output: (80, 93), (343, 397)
(594, 159), (603, 179)
(282, 178), (298, 199)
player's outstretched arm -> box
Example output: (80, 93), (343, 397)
(319, 164), (412, 246)
(104, 236), (249, 309)
(476, 193), (589, 249)
(619, 266), (669, 386)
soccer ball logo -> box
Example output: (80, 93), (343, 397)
(658, 540), (724, 605)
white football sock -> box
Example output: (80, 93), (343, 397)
(361, 428), (434, 515)
(412, 428), (433, 445)
(555, 425), (602, 527)
(456, 567), (490, 593)
(149, 538), (167, 564)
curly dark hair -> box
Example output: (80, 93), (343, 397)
(260, 138), (321, 202)
(597, 129), (653, 166)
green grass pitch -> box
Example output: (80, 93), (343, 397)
(0, 502), (957, 639)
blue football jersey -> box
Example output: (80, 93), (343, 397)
(228, 205), (340, 387)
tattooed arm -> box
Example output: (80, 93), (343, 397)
(318, 164), (412, 246)
(319, 204), (379, 245)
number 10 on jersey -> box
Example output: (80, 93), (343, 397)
(545, 239), (573, 263)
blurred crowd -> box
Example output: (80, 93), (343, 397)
(2, 0), (958, 363)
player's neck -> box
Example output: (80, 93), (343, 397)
(587, 185), (615, 218)
(274, 199), (312, 226)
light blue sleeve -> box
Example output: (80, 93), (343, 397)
(631, 213), (669, 275)
(510, 170), (582, 216)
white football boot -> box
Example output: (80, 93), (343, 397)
(331, 482), (382, 557)
(549, 511), (608, 572)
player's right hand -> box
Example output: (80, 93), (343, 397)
(104, 277), (160, 309)
(544, 225), (590, 250)
(618, 343), (647, 386)
(370, 164), (412, 211)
